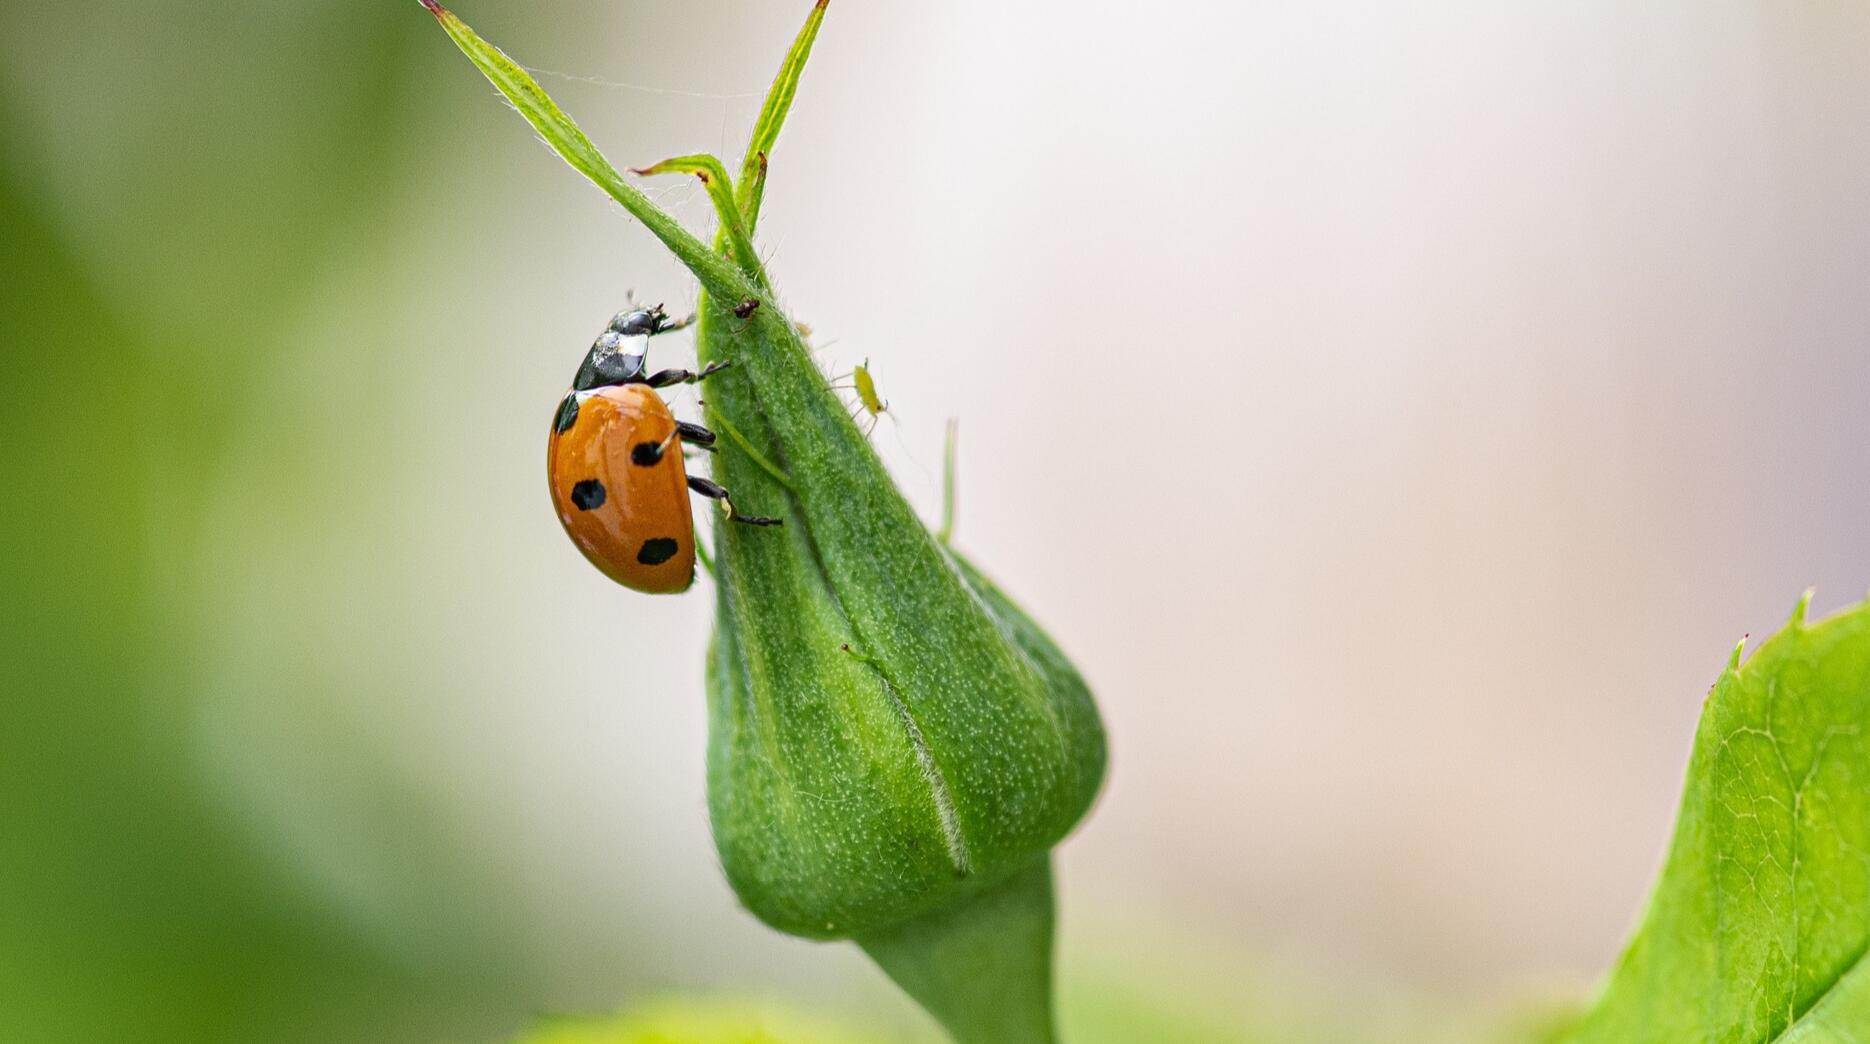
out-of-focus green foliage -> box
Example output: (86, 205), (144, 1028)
(1566, 596), (1870, 1042)
(522, 997), (884, 1044)
(0, 2), (541, 1039)
(516, 943), (1454, 1044)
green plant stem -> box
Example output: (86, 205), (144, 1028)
(858, 856), (1058, 1044)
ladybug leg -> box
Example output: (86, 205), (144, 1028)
(646, 359), (733, 388)
(687, 475), (783, 527)
(676, 420), (717, 453)
(675, 420), (717, 446)
(686, 475), (728, 499)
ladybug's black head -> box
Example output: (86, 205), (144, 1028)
(608, 305), (671, 338)
(571, 328), (648, 391)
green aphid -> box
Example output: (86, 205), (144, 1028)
(831, 358), (891, 435)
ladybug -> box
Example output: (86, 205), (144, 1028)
(548, 304), (780, 593)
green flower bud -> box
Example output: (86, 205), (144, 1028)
(697, 316), (1107, 941)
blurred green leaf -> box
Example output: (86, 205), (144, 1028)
(0, 139), (430, 1044)
(1566, 595), (1870, 1041)
(521, 996), (887, 1044)
(0, 2), (545, 1036)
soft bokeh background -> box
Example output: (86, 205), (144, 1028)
(4, 0), (1867, 1039)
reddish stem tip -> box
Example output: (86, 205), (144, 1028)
(419, 0), (446, 16)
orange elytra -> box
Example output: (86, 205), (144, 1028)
(548, 304), (780, 594)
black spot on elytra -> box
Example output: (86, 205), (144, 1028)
(553, 393), (581, 433)
(570, 479), (606, 511)
(636, 537), (679, 565)
(631, 440), (664, 466)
